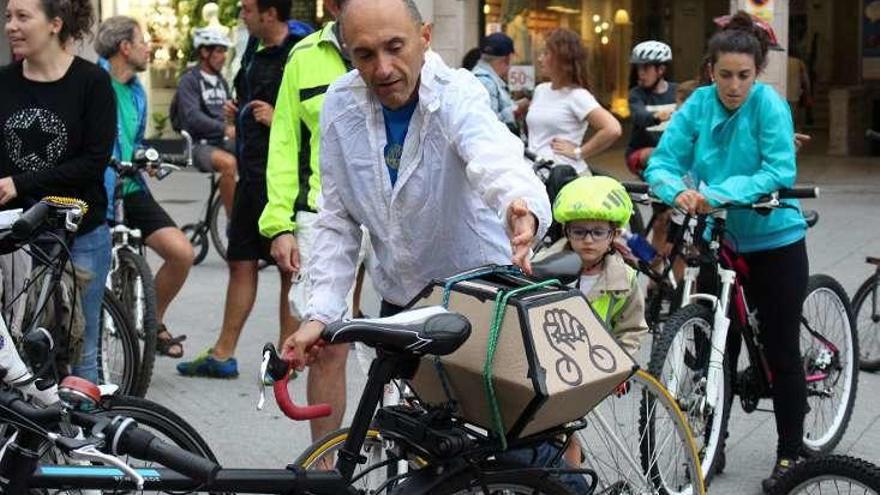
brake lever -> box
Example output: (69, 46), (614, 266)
(68, 443), (145, 490)
(257, 343), (291, 410)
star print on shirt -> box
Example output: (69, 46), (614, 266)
(4, 108), (67, 172)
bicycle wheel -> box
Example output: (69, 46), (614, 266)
(575, 369), (705, 495)
(98, 290), (139, 397)
(181, 223), (209, 266)
(109, 249), (158, 397)
(853, 273), (880, 371)
(648, 303), (730, 484)
(296, 427), (424, 491)
(426, 461), (572, 494)
(208, 195), (228, 261)
(800, 274), (858, 455)
(767, 455), (880, 495)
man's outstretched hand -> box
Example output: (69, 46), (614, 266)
(507, 198), (538, 275)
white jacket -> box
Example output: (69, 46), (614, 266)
(305, 52), (551, 324)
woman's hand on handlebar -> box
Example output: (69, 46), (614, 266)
(675, 189), (711, 215)
(282, 320), (327, 370)
(0, 177), (18, 205)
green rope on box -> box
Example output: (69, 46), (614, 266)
(484, 278), (560, 450)
(432, 265), (521, 406)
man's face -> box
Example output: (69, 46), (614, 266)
(124, 26), (150, 73)
(240, 0), (266, 37)
(496, 54), (512, 80)
(343, 0), (430, 110)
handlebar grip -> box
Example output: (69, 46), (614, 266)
(273, 362), (332, 421)
(116, 427), (220, 483)
(621, 181), (650, 194)
(11, 202), (51, 240)
(778, 187), (819, 199)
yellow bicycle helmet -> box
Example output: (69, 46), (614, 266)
(553, 176), (633, 226)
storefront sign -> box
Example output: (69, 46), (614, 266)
(745, 0), (775, 23)
(508, 65), (535, 91)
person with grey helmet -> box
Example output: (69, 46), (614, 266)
(626, 40), (676, 178)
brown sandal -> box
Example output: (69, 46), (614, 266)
(156, 325), (186, 358)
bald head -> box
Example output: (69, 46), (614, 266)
(339, 0), (423, 31)
(339, 0), (431, 110)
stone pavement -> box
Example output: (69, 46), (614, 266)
(142, 143), (879, 494)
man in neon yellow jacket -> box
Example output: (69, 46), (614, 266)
(258, 0), (352, 443)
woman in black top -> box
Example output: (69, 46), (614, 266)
(2, 0), (116, 382)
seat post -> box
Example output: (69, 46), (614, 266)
(335, 351), (405, 481)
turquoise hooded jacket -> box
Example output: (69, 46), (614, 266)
(98, 57), (148, 221)
(644, 82), (806, 253)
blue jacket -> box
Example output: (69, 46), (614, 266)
(644, 82), (806, 253)
(99, 58), (148, 220)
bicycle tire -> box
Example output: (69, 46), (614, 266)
(110, 249), (158, 397)
(853, 273), (880, 371)
(575, 369), (705, 495)
(181, 223), (209, 266)
(800, 274), (858, 456)
(98, 290), (140, 397)
(295, 427), (425, 491)
(208, 195), (228, 261)
(767, 455), (880, 495)
(648, 303), (730, 485)
(423, 461), (572, 494)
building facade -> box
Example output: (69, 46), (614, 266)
(0, 0), (871, 153)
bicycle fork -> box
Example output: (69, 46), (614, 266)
(677, 265), (736, 412)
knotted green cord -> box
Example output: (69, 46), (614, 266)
(484, 278), (560, 450)
(433, 266), (520, 405)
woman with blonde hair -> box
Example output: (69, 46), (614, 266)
(526, 28), (621, 175)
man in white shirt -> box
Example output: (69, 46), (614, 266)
(283, 0), (551, 441)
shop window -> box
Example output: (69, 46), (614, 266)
(481, 0), (632, 110)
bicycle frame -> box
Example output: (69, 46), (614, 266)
(674, 211), (838, 412)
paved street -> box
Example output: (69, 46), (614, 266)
(142, 144), (880, 494)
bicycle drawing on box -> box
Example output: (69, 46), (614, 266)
(7, 263), (706, 495)
(647, 187), (858, 484)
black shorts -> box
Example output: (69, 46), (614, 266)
(123, 191), (177, 239)
(227, 181), (272, 262)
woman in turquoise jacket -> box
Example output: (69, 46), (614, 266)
(645, 12), (808, 492)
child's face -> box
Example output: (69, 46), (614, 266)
(566, 220), (617, 267)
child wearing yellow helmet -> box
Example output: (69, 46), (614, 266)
(552, 175), (648, 354)
(553, 175), (649, 466)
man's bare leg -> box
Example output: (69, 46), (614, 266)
(211, 149), (237, 216)
(212, 260), (259, 359)
(307, 343), (349, 442)
(146, 227), (194, 322)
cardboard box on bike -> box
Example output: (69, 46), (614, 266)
(407, 267), (637, 439)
